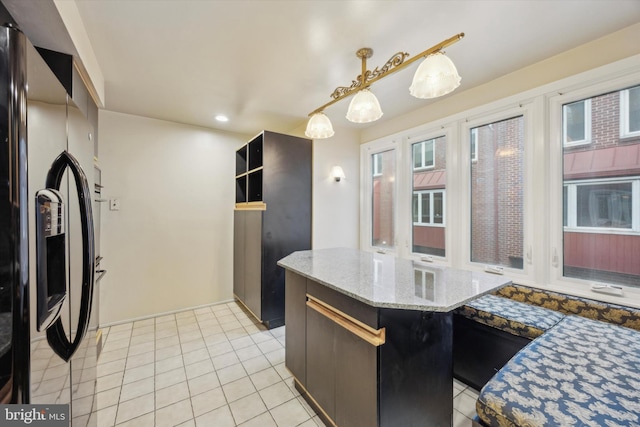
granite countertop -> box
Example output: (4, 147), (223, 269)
(278, 248), (512, 312)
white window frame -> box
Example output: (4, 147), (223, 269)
(359, 55), (640, 305)
(563, 177), (639, 234)
(549, 74), (640, 298)
(563, 98), (592, 147)
(620, 86), (640, 138)
(412, 139), (436, 170)
(413, 190), (446, 227)
(461, 104), (534, 280)
(360, 140), (400, 253)
(405, 128), (455, 262)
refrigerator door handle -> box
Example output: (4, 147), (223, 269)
(44, 151), (95, 362)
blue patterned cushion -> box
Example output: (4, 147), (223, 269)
(457, 295), (565, 339)
(476, 315), (640, 427)
(496, 285), (640, 331)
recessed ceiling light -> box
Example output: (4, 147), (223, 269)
(215, 115), (229, 122)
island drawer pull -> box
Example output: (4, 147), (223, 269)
(306, 295), (385, 347)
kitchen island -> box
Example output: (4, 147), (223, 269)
(278, 248), (511, 427)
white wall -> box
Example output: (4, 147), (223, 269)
(311, 127), (360, 249)
(98, 112), (362, 325)
(98, 110), (246, 325)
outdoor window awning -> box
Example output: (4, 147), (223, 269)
(414, 170), (446, 190)
(564, 145), (640, 180)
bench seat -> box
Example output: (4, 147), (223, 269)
(457, 294), (565, 339)
(476, 315), (640, 427)
(454, 294), (566, 390)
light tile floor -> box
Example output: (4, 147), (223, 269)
(90, 301), (478, 426)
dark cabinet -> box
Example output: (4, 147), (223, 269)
(294, 277), (381, 427)
(233, 212), (246, 302)
(306, 306), (337, 420)
(285, 271), (453, 427)
(233, 210), (263, 318)
(306, 305), (378, 427)
(233, 131), (312, 328)
(335, 326), (377, 427)
(284, 271), (307, 384)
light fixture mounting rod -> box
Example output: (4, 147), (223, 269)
(357, 48), (373, 87)
(308, 32), (464, 117)
(356, 48), (373, 60)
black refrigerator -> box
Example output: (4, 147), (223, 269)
(0, 24), (98, 425)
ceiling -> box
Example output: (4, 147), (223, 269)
(11, 1), (640, 137)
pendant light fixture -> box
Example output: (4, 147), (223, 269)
(346, 88), (383, 123)
(410, 51), (461, 99)
(305, 33), (464, 139)
(305, 112), (335, 139)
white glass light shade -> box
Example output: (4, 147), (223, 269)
(409, 52), (461, 99)
(305, 112), (335, 139)
(346, 89), (383, 123)
(331, 165), (346, 182)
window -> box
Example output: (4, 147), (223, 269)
(563, 99), (591, 146)
(411, 135), (446, 257)
(413, 191), (445, 225)
(372, 149), (396, 249)
(360, 60), (640, 297)
(373, 152), (383, 176)
(561, 88), (640, 287)
(470, 128), (478, 162)
(564, 180), (636, 230)
(470, 116), (524, 269)
(413, 139), (435, 170)
(621, 85), (640, 138)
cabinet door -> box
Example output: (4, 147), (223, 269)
(244, 210), (263, 319)
(233, 211), (245, 301)
(285, 272), (306, 385)
(306, 305), (336, 421)
(335, 327), (378, 427)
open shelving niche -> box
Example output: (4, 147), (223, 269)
(235, 133), (265, 209)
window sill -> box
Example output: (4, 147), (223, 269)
(563, 227), (638, 236)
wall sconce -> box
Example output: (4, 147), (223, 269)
(331, 166), (346, 182)
(305, 33), (464, 140)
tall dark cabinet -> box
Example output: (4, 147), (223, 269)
(234, 130), (312, 328)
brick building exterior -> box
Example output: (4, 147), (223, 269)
(470, 117), (524, 268)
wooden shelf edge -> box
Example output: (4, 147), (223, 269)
(235, 202), (266, 210)
(306, 295), (386, 347)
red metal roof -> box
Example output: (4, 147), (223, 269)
(564, 145), (640, 180)
(413, 170), (446, 190)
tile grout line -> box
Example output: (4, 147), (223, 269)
(98, 303), (470, 427)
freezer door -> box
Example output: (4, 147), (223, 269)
(0, 23), (32, 405)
